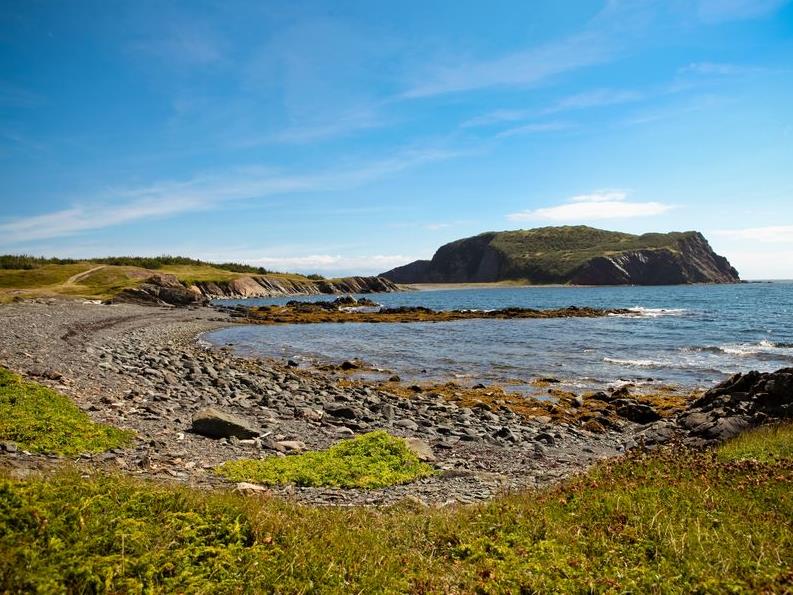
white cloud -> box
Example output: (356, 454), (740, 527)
(0, 147), (462, 245)
(508, 190), (673, 222)
(718, 249), (793, 280)
(698, 0), (789, 23)
(712, 225), (793, 243)
(243, 254), (413, 274)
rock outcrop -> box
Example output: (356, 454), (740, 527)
(641, 368), (793, 447)
(112, 274), (399, 306)
(382, 226), (739, 285)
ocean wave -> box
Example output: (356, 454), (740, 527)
(685, 340), (793, 359)
(621, 306), (688, 318)
(603, 357), (666, 368)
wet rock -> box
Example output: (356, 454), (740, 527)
(614, 399), (661, 424)
(190, 407), (260, 439)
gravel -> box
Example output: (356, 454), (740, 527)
(0, 299), (638, 506)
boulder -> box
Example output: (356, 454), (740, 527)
(403, 437), (435, 462)
(324, 405), (359, 420)
(614, 399), (661, 424)
(275, 440), (307, 453)
(641, 367), (793, 447)
(190, 407), (260, 439)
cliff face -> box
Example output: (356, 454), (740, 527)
(113, 274), (399, 306)
(382, 227), (739, 286)
(569, 233), (739, 285)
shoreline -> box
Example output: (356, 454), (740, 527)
(0, 299), (670, 505)
(1, 298), (786, 506)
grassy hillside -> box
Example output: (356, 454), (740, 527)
(0, 256), (314, 303)
(383, 226), (738, 285)
(489, 226), (695, 280)
(1, 425), (791, 592)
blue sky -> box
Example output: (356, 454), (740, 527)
(1, 0), (792, 278)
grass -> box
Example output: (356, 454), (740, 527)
(0, 261), (314, 303)
(216, 431), (434, 488)
(492, 226), (701, 281)
(1, 424), (791, 592)
(391, 226), (709, 284)
(718, 422), (793, 463)
(0, 367), (134, 456)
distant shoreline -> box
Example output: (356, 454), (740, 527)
(399, 280), (785, 292)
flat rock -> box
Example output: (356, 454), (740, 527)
(275, 440), (307, 452)
(190, 407), (260, 439)
(235, 482), (271, 494)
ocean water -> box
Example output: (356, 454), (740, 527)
(205, 282), (793, 391)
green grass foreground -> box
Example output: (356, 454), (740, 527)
(216, 431), (435, 488)
(1, 426), (792, 593)
(0, 367), (134, 456)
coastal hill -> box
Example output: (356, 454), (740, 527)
(0, 255), (397, 305)
(381, 226), (740, 285)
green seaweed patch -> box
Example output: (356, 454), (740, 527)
(717, 422), (793, 463)
(216, 431), (434, 488)
(0, 367), (134, 456)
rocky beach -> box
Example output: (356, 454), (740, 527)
(2, 297), (790, 507)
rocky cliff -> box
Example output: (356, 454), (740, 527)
(382, 226), (739, 286)
(113, 274), (399, 306)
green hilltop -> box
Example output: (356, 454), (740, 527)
(382, 226), (740, 285)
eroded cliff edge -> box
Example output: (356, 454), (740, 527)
(382, 226), (739, 286)
(113, 275), (399, 306)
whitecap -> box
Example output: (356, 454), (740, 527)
(603, 357), (666, 368)
(620, 306), (688, 318)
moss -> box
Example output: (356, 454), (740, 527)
(242, 302), (628, 325)
(717, 422), (793, 463)
(0, 367), (134, 455)
(216, 431), (434, 488)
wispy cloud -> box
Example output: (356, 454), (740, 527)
(495, 121), (573, 139)
(679, 62), (767, 76)
(623, 94), (728, 126)
(0, 147), (462, 245)
(128, 27), (224, 65)
(403, 31), (614, 98)
(461, 88), (642, 132)
(0, 81), (45, 108)
(242, 253), (413, 274)
(461, 110), (530, 129)
(712, 225), (793, 243)
(239, 107), (386, 146)
(542, 88), (643, 114)
(508, 190), (673, 222)
(698, 0), (790, 23)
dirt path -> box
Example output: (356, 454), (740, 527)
(63, 265), (106, 287)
